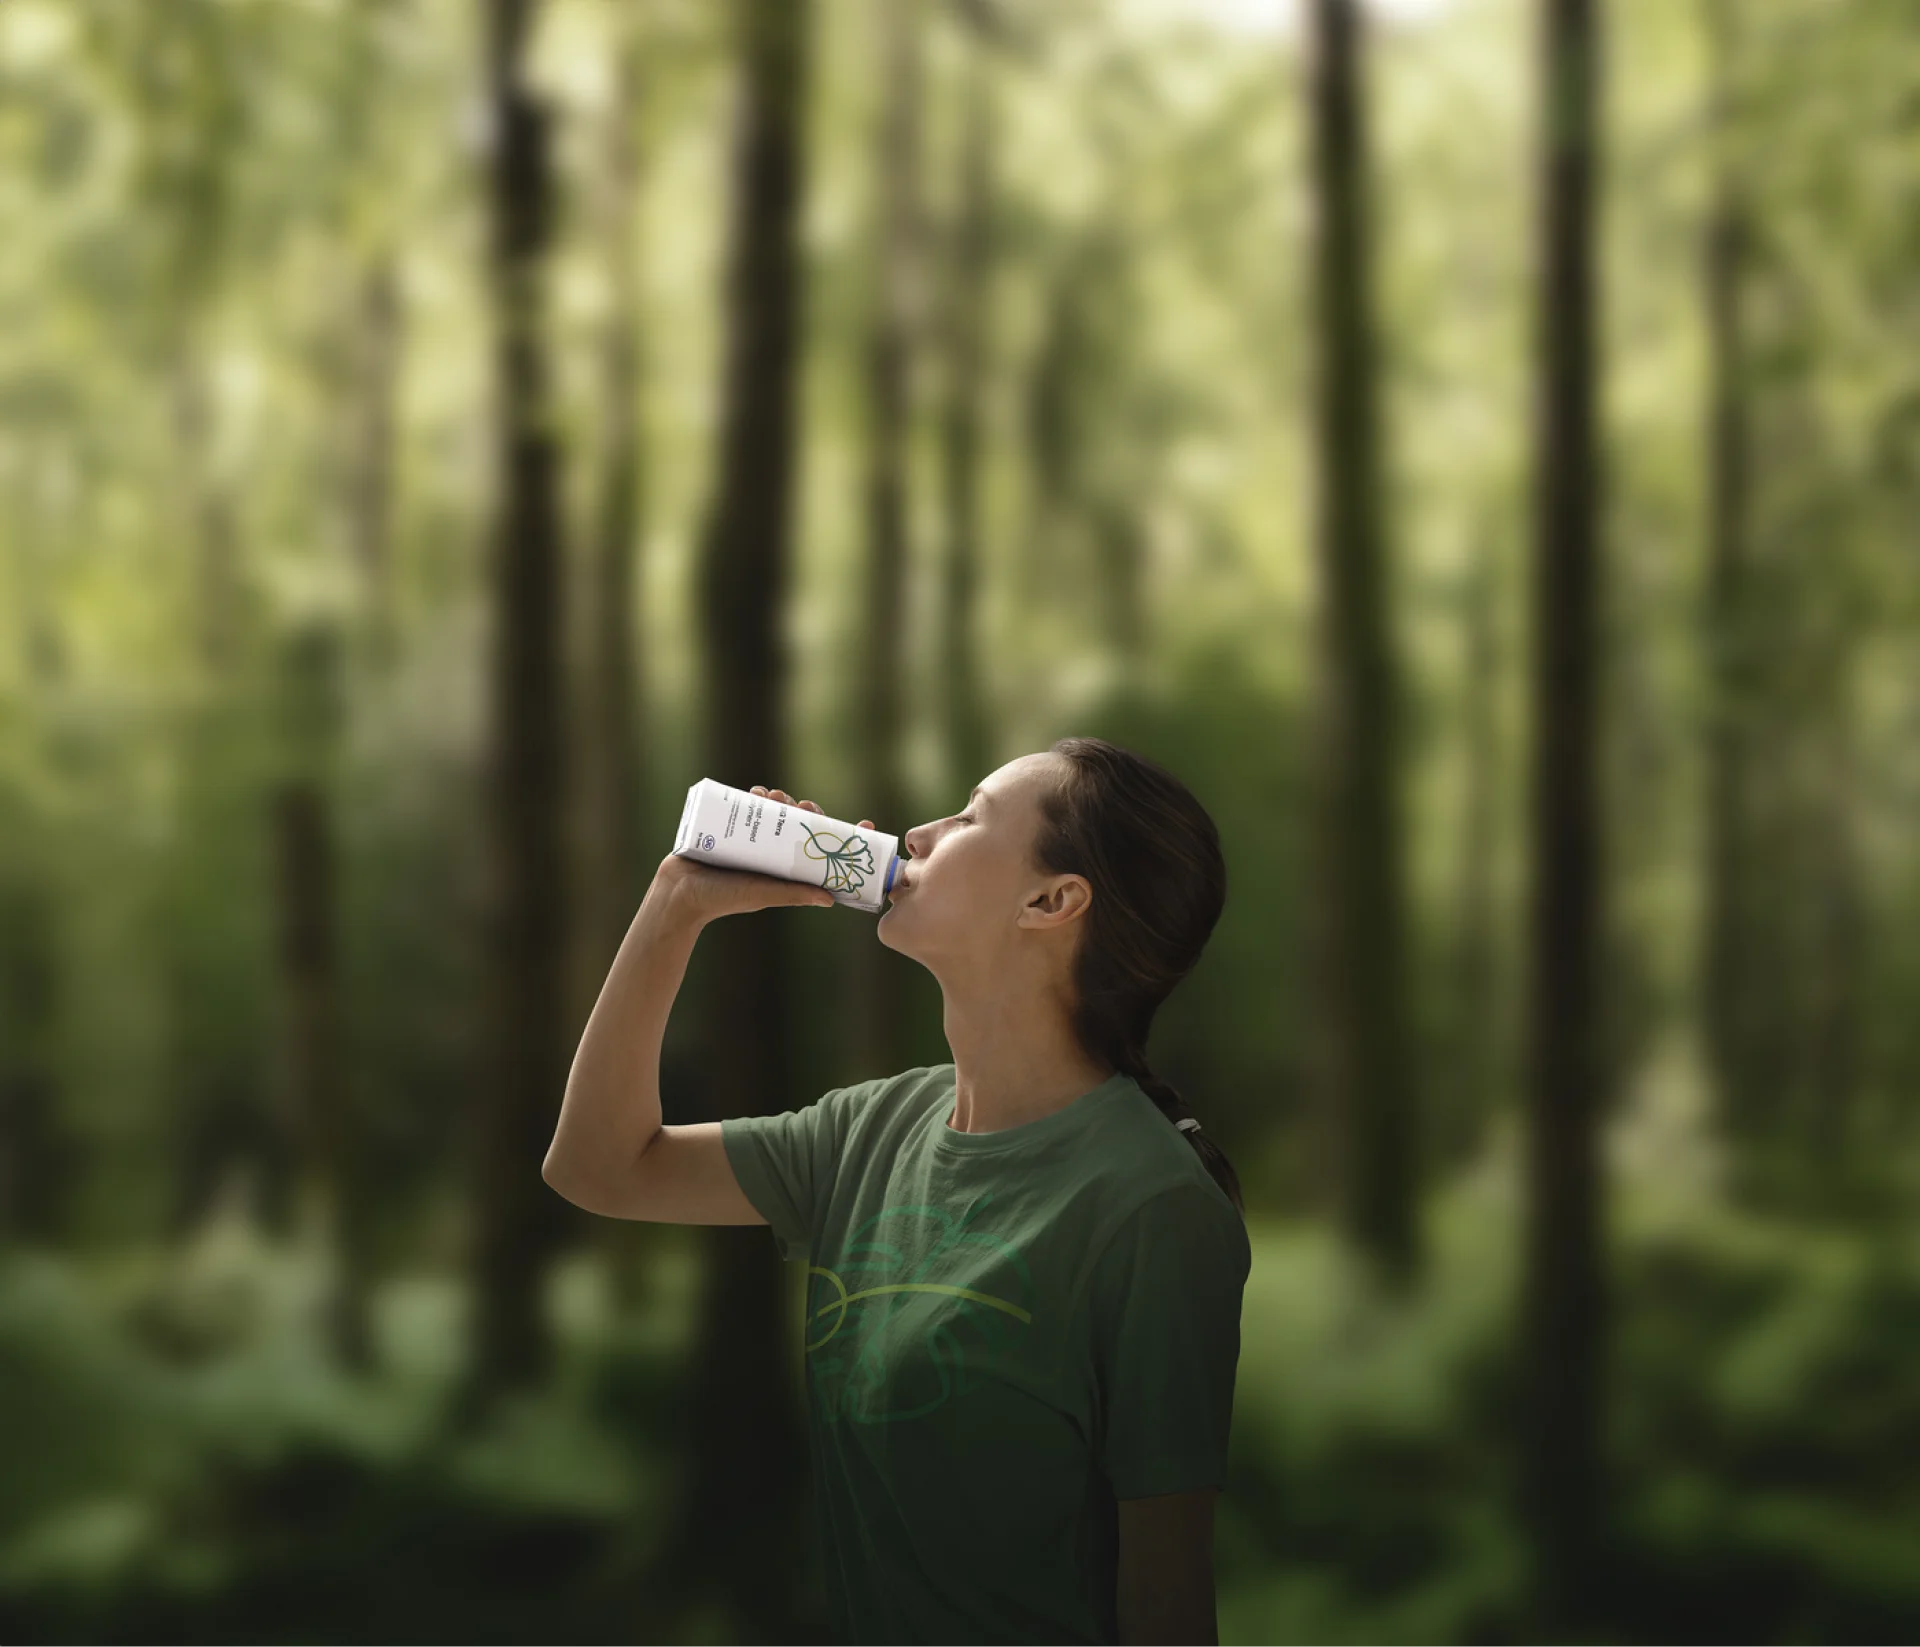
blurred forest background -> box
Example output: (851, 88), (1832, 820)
(2, 0), (1918, 1640)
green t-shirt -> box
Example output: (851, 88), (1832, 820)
(722, 1062), (1251, 1645)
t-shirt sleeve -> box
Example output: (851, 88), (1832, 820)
(721, 1080), (876, 1263)
(1089, 1179), (1252, 1498)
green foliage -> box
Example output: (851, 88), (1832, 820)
(0, 1230), (701, 1642)
(1217, 1150), (1920, 1643)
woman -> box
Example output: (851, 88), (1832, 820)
(543, 737), (1249, 1645)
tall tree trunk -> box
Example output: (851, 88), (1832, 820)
(1444, 542), (1503, 1169)
(650, 0), (815, 1637)
(1698, 0), (1758, 1148)
(585, 10), (648, 981)
(853, 0), (923, 1079)
(1520, 0), (1607, 1620)
(272, 246), (404, 1372)
(583, 6), (657, 1311)
(171, 357), (243, 675)
(1304, 0), (1419, 1282)
(1807, 693), (1861, 1157)
(352, 257), (403, 663)
(468, 0), (574, 1393)
(1797, 694), (1858, 1151)
(1016, 225), (1137, 665)
(167, 353), (277, 1234)
(0, 875), (71, 1242)
(271, 750), (373, 1371)
(940, 43), (994, 806)
(1016, 231), (1099, 670)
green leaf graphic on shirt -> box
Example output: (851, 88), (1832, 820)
(794, 820), (876, 895)
(804, 1196), (1034, 1425)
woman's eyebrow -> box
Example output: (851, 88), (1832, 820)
(969, 786), (988, 807)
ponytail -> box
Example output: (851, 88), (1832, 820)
(1116, 1048), (1246, 1221)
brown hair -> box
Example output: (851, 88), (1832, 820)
(1033, 737), (1244, 1220)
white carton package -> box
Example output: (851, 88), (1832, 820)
(671, 779), (906, 914)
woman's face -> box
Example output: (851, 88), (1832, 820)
(878, 752), (1089, 978)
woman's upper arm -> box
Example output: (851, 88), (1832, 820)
(542, 1122), (768, 1226)
(1117, 1487), (1219, 1645)
(1121, 1481), (1221, 1635)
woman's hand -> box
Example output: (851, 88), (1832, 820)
(653, 786), (877, 927)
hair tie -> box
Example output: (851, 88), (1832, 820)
(1175, 1118), (1201, 1134)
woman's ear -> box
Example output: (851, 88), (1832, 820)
(1025, 877), (1092, 925)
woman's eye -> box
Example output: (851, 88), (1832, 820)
(956, 814), (974, 824)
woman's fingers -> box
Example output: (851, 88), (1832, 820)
(751, 784), (829, 817)
(751, 785), (884, 829)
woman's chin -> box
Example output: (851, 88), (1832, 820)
(875, 903), (915, 952)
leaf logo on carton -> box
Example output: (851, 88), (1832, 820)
(793, 821), (877, 897)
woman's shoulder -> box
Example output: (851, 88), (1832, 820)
(1087, 1103), (1245, 1242)
(821, 1063), (949, 1108)
(817, 1064), (953, 1143)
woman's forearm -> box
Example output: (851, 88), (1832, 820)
(542, 862), (703, 1193)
